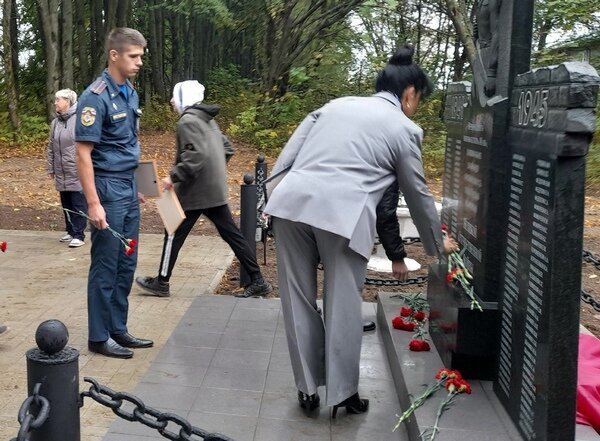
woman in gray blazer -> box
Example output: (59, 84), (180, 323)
(265, 45), (456, 417)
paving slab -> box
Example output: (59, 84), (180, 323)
(105, 297), (410, 441)
(0, 229), (232, 441)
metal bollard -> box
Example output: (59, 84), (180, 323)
(240, 173), (258, 287)
(255, 155), (268, 264)
(26, 320), (80, 441)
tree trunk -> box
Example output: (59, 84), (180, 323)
(444, 0), (476, 65)
(10, 0), (19, 96)
(537, 18), (553, 52)
(148, 0), (164, 98)
(90, 0), (103, 75)
(3, 0), (20, 137)
(38, 0), (60, 121)
(75, 0), (90, 86)
(61, 0), (74, 88)
(116, 0), (129, 27)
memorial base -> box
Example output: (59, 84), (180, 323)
(426, 263), (500, 380)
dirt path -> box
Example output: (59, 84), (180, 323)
(1, 132), (599, 337)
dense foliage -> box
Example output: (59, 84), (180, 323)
(0, 0), (597, 181)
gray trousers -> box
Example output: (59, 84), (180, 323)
(273, 217), (368, 406)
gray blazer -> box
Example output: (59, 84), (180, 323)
(265, 91), (443, 260)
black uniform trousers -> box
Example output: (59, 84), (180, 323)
(158, 204), (262, 283)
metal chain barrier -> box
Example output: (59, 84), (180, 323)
(365, 236), (427, 286)
(11, 383), (50, 441)
(365, 274), (429, 287)
(583, 249), (600, 270)
(582, 249), (600, 312)
(80, 378), (235, 441)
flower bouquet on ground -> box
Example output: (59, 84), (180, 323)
(420, 377), (472, 441)
(391, 302), (431, 351)
(442, 225), (482, 312)
(393, 368), (462, 432)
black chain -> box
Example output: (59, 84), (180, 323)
(80, 378), (235, 441)
(583, 249), (600, 270)
(581, 249), (600, 311)
(365, 275), (429, 286)
(581, 289), (600, 312)
(11, 383), (50, 441)
(402, 237), (422, 245)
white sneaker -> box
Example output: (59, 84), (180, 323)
(60, 234), (73, 242)
(69, 238), (85, 248)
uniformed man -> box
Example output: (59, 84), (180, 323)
(75, 28), (152, 359)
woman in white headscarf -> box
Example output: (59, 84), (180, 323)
(47, 88), (87, 247)
(135, 81), (272, 299)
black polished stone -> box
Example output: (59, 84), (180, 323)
(492, 62), (598, 441)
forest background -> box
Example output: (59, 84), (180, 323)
(0, 0), (599, 182)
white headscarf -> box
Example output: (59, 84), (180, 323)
(172, 80), (205, 114)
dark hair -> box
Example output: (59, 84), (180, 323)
(375, 44), (434, 99)
(106, 28), (147, 56)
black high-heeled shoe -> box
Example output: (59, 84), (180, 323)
(298, 391), (320, 411)
(331, 392), (369, 418)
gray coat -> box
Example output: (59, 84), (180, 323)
(265, 91), (443, 259)
(47, 104), (82, 192)
(170, 104), (233, 211)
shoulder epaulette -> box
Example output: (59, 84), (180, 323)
(90, 79), (107, 95)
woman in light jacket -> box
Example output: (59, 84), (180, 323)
(47, 89), (87, 247)
(265, 44), (456, 417)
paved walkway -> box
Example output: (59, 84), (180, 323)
(104, 296), (408, 441)
(0, 230), (232, 441)
(0, 230), (408, 440)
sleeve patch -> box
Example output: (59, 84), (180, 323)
(80, 107), (97, 126)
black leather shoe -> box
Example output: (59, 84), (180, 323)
(136, 276), (170, 297)
(88, 338), (133, 359)
(331, 392), (369, 418)
(235, 278), (273, 298)
(111, 332), (154, 348)
(363, 321), (376, 332)
(298, 391), (320, 411)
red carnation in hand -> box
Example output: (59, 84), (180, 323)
(441, 224), (448, 231)
(0, 241), (6, 252)
(413, 310), (427, 322)
(127, 239), (138, 248)
(446, 271), (455, 283)
(400, 307), (413, 317)
(409, 339), (431, 351)
(124, 246), (135, 256)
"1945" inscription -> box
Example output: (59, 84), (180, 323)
(517, 89), (549, 128)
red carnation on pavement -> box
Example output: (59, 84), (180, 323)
(414, 310), (427, 321)
(409, 339), (431, 351)
(400, 307), (413, 317)
(392, 317), (417, 331)
(0, 241), (6, 252)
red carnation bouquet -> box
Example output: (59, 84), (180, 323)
(442, 225), (482, 311)
(393, 368), (463, 431)
(422, 377), (472, 440)
(390, 294), (431, 352)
